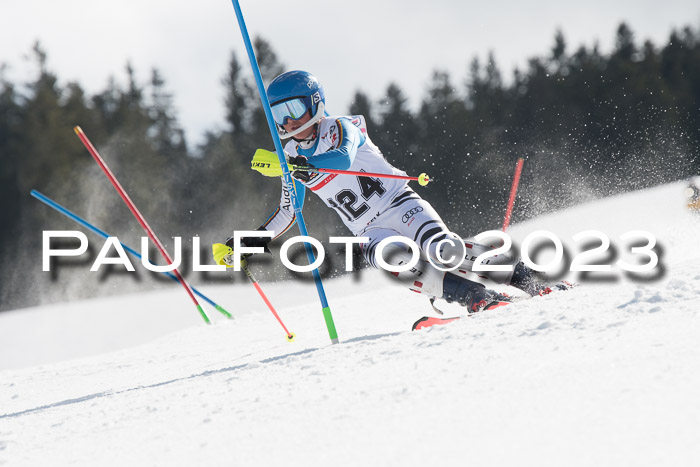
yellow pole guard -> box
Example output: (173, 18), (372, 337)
(251, 149), (285, 177)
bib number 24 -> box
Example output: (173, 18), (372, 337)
(328, 175), (386, 221)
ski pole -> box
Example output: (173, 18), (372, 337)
(296, 166), (431, 186)
(30, 189), (233, 319)
(240, 259), (295, 342)
(73, 126), (211, 325)
(251, 149), (432, 186)
(231, 0), (339, 344)
(502, 157), (524, 231)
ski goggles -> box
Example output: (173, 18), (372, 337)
(271, 98), (310, 126)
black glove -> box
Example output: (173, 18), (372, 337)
(288, 155), (314, 183)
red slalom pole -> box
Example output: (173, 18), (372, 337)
(241, 260), (295, 342)
(73, 126), (211, 324)
(502, 157), (524, 231)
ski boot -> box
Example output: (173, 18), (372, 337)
(441, 273), (511, 313)
(510, 261), (576, 296)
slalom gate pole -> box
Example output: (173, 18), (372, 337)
(30, 190), (233, 319)
(73, 126), (211, 325)
(230, 0), (339, 344)
(241, 260), (295, 342)
(502, 157), (524, 231)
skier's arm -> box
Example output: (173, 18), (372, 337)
(213, 177), (305, 267)
(258, 177), (306, 241)
(309, 118), (364, 170)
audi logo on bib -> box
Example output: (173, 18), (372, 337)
(402, 206), (423, 223)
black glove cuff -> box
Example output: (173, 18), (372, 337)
(289, 155), (314, 169)
(225, 227), (272, 253)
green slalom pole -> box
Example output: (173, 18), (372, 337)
(230, 0), (338, 343)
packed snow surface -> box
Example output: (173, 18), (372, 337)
(2, 181), (700, 466)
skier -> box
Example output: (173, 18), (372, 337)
(213, 70), (563, 313)
(685, 179), (700, 212)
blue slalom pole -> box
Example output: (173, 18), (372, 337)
(230, 0), (339, 344)
(30, 189), (234, 319)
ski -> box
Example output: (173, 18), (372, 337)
(412, 280), (577, 331)
(412, 316), (462, 330)
(412, 300), (511, 331)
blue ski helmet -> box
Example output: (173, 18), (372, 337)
(267, 70), (325, 139)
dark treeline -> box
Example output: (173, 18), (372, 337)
(1, 24), (699, 311)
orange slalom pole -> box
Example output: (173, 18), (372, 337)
(73, 126), (210, 324)
(502, 158), (524, 231)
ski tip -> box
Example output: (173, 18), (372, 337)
(73, 125), (82, 136)
(412, 316), (430, 331)
(412, 316), (461, 331)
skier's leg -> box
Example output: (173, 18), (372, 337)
(372, 189), (451, 265)
(455, 241), (574, 296)
(452, 240), (574, 295)
(360, 228), (510, 312)
(509, 261), (576, 296)
(362, 188), (560, 305)
(374, 192), (519, 283)
(456, 241), (518, 284)
(377, 192), (519, 286)
(361, 227), (445, 298)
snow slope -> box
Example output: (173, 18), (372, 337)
(2, 181), (700, 466)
